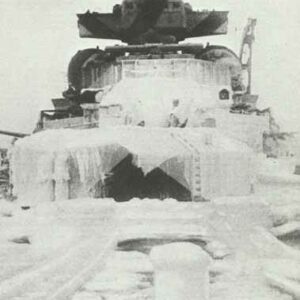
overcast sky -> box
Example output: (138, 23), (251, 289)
(0, 0), (299, 141)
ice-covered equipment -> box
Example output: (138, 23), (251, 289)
(11, 127), (255, 203)
(10, 2), (270, 202)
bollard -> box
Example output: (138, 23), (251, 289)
(150, 242), (211, 300)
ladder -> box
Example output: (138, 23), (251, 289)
(173, 133), (206, 202)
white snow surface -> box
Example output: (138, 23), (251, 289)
(1, 191), (300, 300)
(67, 195), (300, 300)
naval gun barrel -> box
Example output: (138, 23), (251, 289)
(0, 130), (30, 138)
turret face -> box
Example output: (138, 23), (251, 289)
(77, 0), (228, 44)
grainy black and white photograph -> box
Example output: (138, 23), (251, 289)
(0, 0), (300, 299)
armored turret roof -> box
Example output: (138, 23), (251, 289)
(77, 0), (228, 44)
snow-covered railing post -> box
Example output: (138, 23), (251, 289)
(150, 242), (211, 300)
(81, 103), (100, 128)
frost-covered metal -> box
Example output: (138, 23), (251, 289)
(10, 2), (270, 202)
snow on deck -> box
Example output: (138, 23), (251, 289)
(72, 195), (300, 300)
(0, 180), (300, 300)
(0, 199), (117, 299)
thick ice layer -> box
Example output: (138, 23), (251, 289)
(2, 196), (299, 299)
(99, 77), (269, 152)
(101, 78), (223, 127)
(11, 127), (255, 203)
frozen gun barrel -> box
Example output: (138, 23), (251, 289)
(0, 130), (30, 138)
